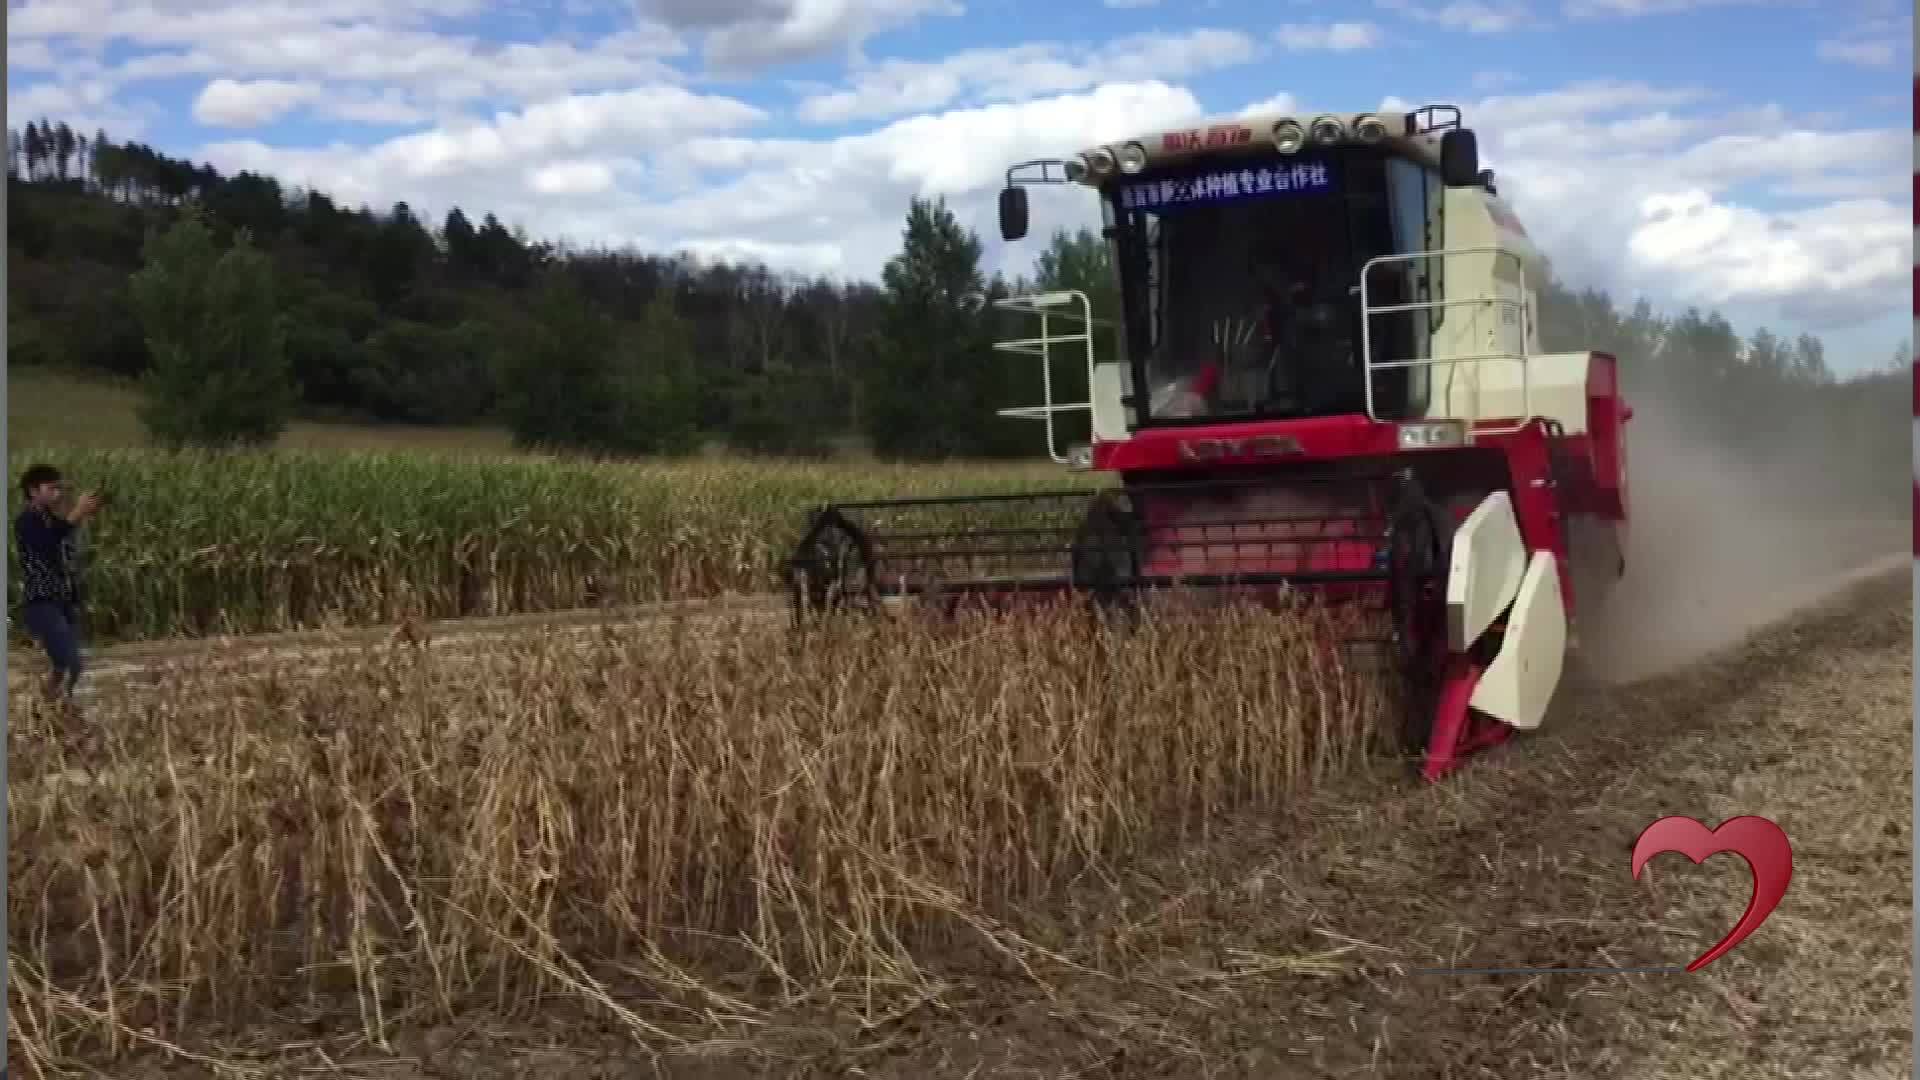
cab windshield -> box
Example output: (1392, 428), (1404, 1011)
(1104, 147), (1440, 426)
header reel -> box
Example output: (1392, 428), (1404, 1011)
(781, 470), (1465, 762)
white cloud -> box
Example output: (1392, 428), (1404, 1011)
(178, 77), (435, 129)
(675, 237), (851, 276)
(795, 29), (1260, 124)
(1561, 0), (1771, 15)
(9, 0), (1900, 351)
(192, 78), (322, 127)
(1375, 0), (1538, 32)
(1236, 94), (1301, 119)
(632, 0), (965, 69)
(641, 82), (1206, 241)
(1273, 22), (1384, 50)
(1627, 192), (1908, 322)
(527, 160), (618, 197)
(324, 93), (434, 127)
(1814, 14), (1911, 68)
(1816, 38), (1896, 66)
(8, 40), (61, 71)
(177, 66), (1909, 333)
(199, 81), (1205, 282)
(201, 84), (766, 211)
(1452, 82), (1909, 328)
(11, 1), (688, 112)
(8, 79), (155, 137)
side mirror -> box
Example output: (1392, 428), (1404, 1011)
(1440, 129), (1479, 188)
(998, 186), (1029, 242)
(1478, 168), (1497, 193)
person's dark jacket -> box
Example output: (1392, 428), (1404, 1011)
(15, 505), (79, 605)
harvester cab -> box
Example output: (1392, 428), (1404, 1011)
(786, 104), (1634, 784)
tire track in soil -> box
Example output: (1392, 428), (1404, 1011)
(816, 567), (1911, 1080)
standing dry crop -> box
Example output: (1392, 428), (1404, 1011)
(7, 593), (1396, 1072)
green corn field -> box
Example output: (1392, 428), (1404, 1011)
(5, 447), (1098, 644)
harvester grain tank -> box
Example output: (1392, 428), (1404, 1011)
(785, 104), (1634, 782)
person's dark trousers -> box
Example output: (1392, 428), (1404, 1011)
(21, 599), (84, 700)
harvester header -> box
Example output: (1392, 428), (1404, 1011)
(787, 99), (1633, 787)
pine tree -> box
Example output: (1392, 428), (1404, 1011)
(127, 209), (295, 447)
(861, 196), (1008, 459)
(499, 268), (621, 451)
(610, 288), (703, 456)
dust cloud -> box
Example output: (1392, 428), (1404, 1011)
(1569, 388), (1907, 686)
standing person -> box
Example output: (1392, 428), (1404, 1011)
(14, 464), (103, 709)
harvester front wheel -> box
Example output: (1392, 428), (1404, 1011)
(1383, 484), (1451, 758)
(786, 508), (879, 626)
(1069, 493), (1145, 616)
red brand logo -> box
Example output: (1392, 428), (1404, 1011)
(1177, 435), (1302, 462)
(1162, 125), (1253, 153)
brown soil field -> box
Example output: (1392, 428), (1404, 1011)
(7, 564), (1909, 1080)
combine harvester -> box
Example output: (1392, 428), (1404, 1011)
(786, 104), (1633, 782)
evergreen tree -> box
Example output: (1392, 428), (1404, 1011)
(127, 209), (295, 447)
(499, 268), (620, 451)
(861, 196), (1013, 459)
(610, 289), (703, 456)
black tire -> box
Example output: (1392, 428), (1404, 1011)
(786, 508), (878, 626)
(1384, 481), (1452, 755)
(1069, 492), (1145, 617)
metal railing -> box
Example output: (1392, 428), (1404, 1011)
(1358, 246), (1534, 436)
(991, 289), (1105, 465)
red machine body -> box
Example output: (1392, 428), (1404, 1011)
(1072, 357), (1632, 780)
(1091, 352), (1634, 612)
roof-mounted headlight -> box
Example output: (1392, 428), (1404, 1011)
(1084, 147), (1116, 175)
(1117, 141), (1147, 173)
(1271, 119), (1305, 153)
(1309, 115), (1345, 145)
(1354, 114), (1390, 143)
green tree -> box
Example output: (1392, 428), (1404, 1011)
(365, 201), (434, 309)
(861, 196), (1014, 459)
(610, 289), (703, 456)
(441, 207), (482, 282)
(499, 268), (620, 451)
(1032, 226), (1118, 315)
(357, 319), (499, 424)
(127, 209), (295, 447)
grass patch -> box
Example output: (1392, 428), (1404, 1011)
(8, 367), (519, 455)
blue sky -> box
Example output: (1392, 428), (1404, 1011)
(7, 0), (1913, 373)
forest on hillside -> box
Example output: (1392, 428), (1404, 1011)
(5, 116), (1909, 490)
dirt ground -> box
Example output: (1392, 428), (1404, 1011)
(57, 566), (1905, 1080)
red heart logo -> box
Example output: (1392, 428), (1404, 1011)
(1631, 815), (1793, 972)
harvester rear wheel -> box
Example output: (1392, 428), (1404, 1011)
(1384, 482), (1451, 758)
(786, 508), (879, 626)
